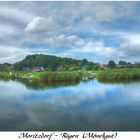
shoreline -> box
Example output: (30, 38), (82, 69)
(0, 68), (140, 83)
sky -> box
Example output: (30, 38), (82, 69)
(0, 1), (140, 64)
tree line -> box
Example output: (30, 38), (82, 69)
(0, 54), (139, 71)
(108, 60), (140, 69)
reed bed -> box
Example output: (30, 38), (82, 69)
(98, 68), (140, 81)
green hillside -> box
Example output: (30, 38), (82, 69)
(14, 54), (99, 71)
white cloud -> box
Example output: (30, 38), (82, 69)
(70, 39), (121, 61)
(25, 17), (56, 33)
(118, 34), (140, 58)
(124, 35), (140, 45)
(0, 45), (29, 63)
(44, 34), (140, 62)
(51, 34), (81, 47)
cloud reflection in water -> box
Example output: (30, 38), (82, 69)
(0, 79), (140, 130)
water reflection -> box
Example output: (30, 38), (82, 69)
(98, 78), (140, 84)
(0, 79), (140, 130)
(17, 79), (80, 90)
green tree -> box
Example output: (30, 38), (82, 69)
(108, 60), (116, 68)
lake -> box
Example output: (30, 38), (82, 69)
(0, 79), (140, 131)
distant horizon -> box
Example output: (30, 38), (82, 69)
(0, 2), (140, 64)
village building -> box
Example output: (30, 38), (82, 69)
(32, 67), (44, 72)
(23, 67), (30, 71)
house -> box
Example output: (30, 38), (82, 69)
(32, 67), (41, 72)
(32, 67), (44, 72)
(3, 63), (13, 70)
(69, 67), (75, 71)
(116, 64), (125, 68)
(80, 65), (87, 70)
(23, 67), (44, 72)
(56, 66), (63, 71)
(23, 67), (30, 71)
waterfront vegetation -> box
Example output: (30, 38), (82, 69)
(0, 68), (140, 84)
(40, 71), (81, 82)
(98, 68), (140, 81)
(0, 71), (82, 82)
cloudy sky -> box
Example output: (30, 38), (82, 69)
(0, 1), (140, 64)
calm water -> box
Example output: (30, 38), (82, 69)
(0, 79), (140, 131)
